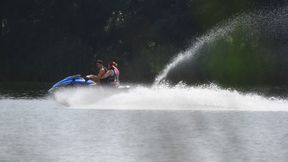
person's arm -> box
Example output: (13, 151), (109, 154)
(86, 75), (98, 81)
(101, 70), (113, 79)
(97, 68), (106, 79)
(86, 68), (106, 81)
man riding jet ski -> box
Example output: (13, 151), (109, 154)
(85, 60), (107, 84)
(86, 60), (120, 87)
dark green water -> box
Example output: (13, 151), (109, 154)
(0, 82), (51, 99)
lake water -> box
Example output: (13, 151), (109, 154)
(1, 83), (288, 162)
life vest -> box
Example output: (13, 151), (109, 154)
(112, 65), (120, 84)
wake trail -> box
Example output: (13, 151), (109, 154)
(53, 85), (288, 111)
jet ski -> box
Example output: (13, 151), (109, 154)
(48, 75), (96, 92)
(48, 75), (130, 93)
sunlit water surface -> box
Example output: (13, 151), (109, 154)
(1, 84), (288, 162)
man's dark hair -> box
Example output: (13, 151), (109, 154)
(96, 60), (103, 64)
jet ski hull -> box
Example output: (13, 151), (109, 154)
(48, 75), (95, 92)
(49, 75), (130, 92)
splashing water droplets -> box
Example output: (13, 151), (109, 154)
(52, 8), (288, 111)
(154, 16), (243, 85)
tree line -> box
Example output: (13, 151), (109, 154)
(1, 0), (287, 86)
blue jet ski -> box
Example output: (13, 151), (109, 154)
(49, 75), (130, 93)
(48, 75), (96, 92)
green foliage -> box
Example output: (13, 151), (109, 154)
(190, 0), (255, 30)
(197, 26), (277, 86)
